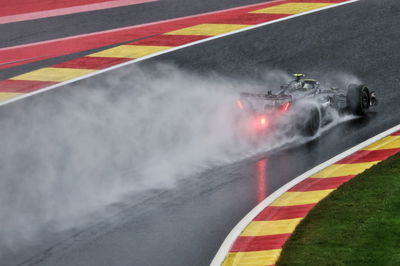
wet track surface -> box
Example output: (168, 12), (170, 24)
(0, 0), (269, 48)
(2, 0), (400, 265)
(0, 0), (271, 80)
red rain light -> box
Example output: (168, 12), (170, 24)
(260, 116), (268, 127)
(237, 100), (244, 110)
(261, 117), (266, 125)
(281, 102), (290, 112)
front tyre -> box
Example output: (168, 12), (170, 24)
(346, 84), (370, 116)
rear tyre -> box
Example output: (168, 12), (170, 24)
(346, 84), (370, 116)
(302, 105), (321, 137)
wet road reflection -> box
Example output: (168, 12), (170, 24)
(257, 159), (268, 203)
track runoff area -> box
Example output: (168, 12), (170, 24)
(0, 0), (359, 105)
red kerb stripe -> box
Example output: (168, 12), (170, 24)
(230, 234), (292, 252)
(202, 13), (289, 25)
(289, 176), (355, 192)
(337, 149), (400, 164)
(53, 57), (132, 69)
(254, 204), (316, 221)
(131, 35), (207, 46)
(391, 131), (400, 136)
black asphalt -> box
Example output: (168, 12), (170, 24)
(1, 0), (400, 265)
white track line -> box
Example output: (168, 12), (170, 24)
(210, 123), (400, 266)
(1, 0), (361, 107)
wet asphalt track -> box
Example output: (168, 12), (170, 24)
(0, 0), (270, 48)
(0, 0), (270, 80)
(2, 0), (400, 265)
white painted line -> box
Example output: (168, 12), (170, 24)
(1, 0), (361, 107)
(210, 123), (400, 266)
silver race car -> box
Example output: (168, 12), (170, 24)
(237, 74), (377, 136)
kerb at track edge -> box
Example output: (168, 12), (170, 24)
(210, 123), (400, 266)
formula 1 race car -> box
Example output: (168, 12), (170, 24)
(236, 74), (377, 136)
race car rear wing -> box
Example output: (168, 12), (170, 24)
(240, 92), (292, 101)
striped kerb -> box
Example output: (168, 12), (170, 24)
(0, 0), (353, 103)
(0, 92), (23, 101)
(222, 133), (400, 265)
(164, 24), (249, 36)
(251, 3), (333, 14)
(9, 67), (96, 82)
(88, 45), (172, 58)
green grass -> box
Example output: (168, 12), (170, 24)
(277, 153), (400, 266)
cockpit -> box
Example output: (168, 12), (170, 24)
(280, 76), (319, 94)
(303, 80), (315, 90)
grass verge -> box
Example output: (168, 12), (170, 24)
(277, 153), (400, 266)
